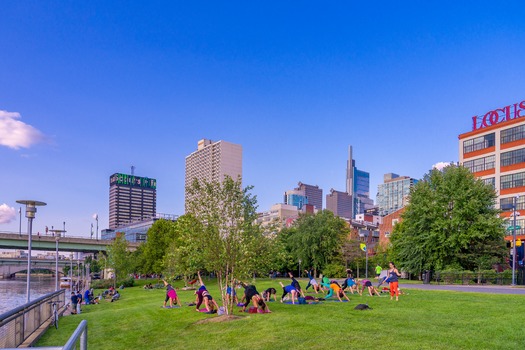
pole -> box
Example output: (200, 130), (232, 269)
(18, 208), (21, 236)
(365, 248), (369, 278)
(70, 254), (73, 291)
(63, 221), (66, 237)
(91, 223), (93, 239)
(512, 197), (518, 286)
(96, 215), (99, 240)
(26, 216), (33, 303)
(55, 235), (59, 290)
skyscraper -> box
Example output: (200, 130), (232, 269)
(283, 182), (323, 211)
(185, 139), (242, 210)
(326, 188), (353, 219)
(346, 145), (372, 218)
(109, 173), (157, 230)
(376, 173), (417, 216)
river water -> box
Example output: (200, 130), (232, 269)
(0, 277), (56, 314)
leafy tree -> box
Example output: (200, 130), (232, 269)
(141, 219), (177, 275)
(285, 210), (349, 276)
(185, 176), (261, 314)
(390, 165), (507, 274)
(106, 234), (132, 287)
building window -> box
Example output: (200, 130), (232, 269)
(501, 124), (525, 144)
(463, 133), (495, 154)
(501, 172), (525, 190)
(500, 196), (525, 211)
(463, 155), (495, 173)
(482, 177), (495, 188)
(501, 148), (525, 167)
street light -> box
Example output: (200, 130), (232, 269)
(70, 253), (74, 291)
(18, 207), (21, 237)
(512, 196), (520, 286)
(49, 229), (66, 290)
(16, 200), (46, 304)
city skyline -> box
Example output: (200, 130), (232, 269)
(1, 2), (525, 237)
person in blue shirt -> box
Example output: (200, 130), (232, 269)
(279, 281), (298, 304)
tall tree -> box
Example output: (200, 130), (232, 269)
(286, 210), (349, 276)
(390, 165), (507, 273)
(185, 176), (261, 314)
(141, 219), (177, 275)
(106, 234), (131, 287)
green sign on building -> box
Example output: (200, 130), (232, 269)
(110, 173), (157, 189)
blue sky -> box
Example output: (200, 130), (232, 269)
(1, 1), (525, 237)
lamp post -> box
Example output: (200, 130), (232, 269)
(95, 214), (99, 240)
(49, 229), (66, 290)
(298, 259), (302, 278)
(18, 207), (22, 236)
(63, 221), (66, 237)
(70, 253), (73, 291)
(16, 200), (46, 304)
(90, 223), (93, 239)
(512, 196), (520, 286)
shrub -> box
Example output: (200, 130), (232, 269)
(322, 263), (346, 278)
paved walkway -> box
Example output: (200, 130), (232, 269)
(400, 283), (525, 295)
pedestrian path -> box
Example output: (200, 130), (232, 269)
(400, 283), (525, 295)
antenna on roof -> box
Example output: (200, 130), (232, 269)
(131, 165), (135, 176)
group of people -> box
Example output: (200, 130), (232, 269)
(158, 262), (403, 315)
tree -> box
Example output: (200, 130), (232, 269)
(390, 164), (507, 274)
(285, 210), (349, 276)
(185, 176), (262, 314)
(141, 219), (177, 275)
(106, 234), (132, 287)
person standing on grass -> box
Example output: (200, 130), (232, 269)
(238, 280), (271, 313)
(70, 292), (78, 314)
(388, 262), (402, 301)
(162, 280), (180, 308)
(279, 281), (299, 304)
(288, 272), (305, 297)
(375, 264), (383, 279)
(304, 269), (321, 294)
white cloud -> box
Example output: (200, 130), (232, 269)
(432, 162), (451, 170)
(0, 110), (46, 149)
(0, 204), (17, 224)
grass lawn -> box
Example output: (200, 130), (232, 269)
(36, 278), (524, 350)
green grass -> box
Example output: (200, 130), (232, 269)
(36, 278), (525, 350)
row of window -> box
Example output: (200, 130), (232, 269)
(463, 124), (525, 154)
(465, 147), (525, 172)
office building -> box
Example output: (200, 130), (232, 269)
(326, 188), (353, 219)
(185, 139), (242, 210)
(376, 173), (418, 217)
(345, 146), (373, 218)
(102, 213), (178, 242)
(109, 173), (157, 230)
(459, 99), (525, 240)
(283, 182), (323, 211)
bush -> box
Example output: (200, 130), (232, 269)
(91, 277), (135, 290)
(322, 263), (346, 278)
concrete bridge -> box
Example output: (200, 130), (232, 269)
(0, 257), (71, 279)
(0, 232), (141, 253)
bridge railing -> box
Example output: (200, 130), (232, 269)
(0, 289), (66, 348)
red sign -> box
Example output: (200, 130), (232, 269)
(472, 100), (525, 131)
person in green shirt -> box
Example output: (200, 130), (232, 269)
(375, 264), (382, 279)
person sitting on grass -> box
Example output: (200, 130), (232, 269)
(360, 279), (381, 297)
(279, 281), (299, 304)
(262, 287), (278, 302)
(163, 280), (181, 308)
(238, 280), (271, 313)
(111, 291), (120, 302)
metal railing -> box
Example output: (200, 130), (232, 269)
(1, 320), (88, 350)
(0, 289), (66, 348)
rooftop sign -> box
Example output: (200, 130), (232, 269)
(110, 173), (157, 189)
(472, 100), (525, 131)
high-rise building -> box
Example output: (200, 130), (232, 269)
(346, 146), (372, 218)
(185, 139), (242, 210)
(376, 173), (418, 217)
(283, 182), (322, 211)
(459, 99), (525, 241)
(109, 173), (157, 230)
(326, 188), (353, 219)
